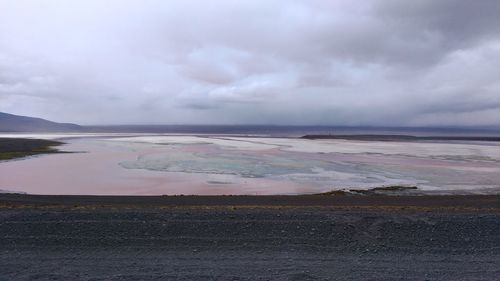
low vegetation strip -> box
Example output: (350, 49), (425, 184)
(0, 138), (64, 160)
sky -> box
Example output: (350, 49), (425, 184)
(1, 0), (500, 126)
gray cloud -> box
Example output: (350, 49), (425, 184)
(0, 0), (499, 126)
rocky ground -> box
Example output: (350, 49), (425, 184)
(0, 194), (499, 280)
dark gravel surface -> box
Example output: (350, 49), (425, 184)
(1, 203), (499, 281)
(1, 193), (500, 209)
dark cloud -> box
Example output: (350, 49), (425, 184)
(0, 0), (499, 126)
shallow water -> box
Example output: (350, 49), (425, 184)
(1, 134), (500, 195)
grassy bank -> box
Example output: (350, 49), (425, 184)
(0, 138), (64, 160)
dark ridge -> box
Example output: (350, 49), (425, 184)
(84, 125), (500, 137)
(301, 134), (500, 142)
(0, 112), (81, 132)
(2, 111), (500, 137)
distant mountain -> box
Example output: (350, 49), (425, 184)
(0, 112), (81, 132)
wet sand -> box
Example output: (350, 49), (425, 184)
(1, 194), (499, 280)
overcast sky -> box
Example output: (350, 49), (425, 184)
(1, 0), (500, 126)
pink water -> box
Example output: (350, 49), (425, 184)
(0, 139), (314, 195)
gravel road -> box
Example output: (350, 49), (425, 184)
(1, 201), (499, 280)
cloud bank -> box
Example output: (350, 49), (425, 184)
(1, 0), (500, 126)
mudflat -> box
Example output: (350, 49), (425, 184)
(1, 194), (499, 280)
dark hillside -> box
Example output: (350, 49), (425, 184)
(0, 112), (81, 132)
